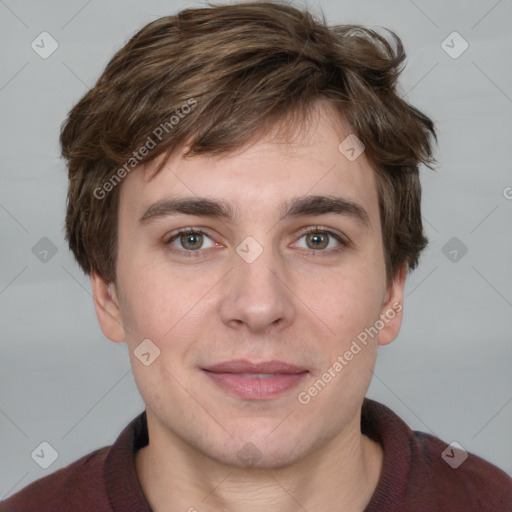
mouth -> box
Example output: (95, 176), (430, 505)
(201, 360), (309, 400)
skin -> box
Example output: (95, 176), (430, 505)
(91, 101), (407, 512)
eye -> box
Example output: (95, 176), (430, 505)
(165, 229), (216, 253)
(164, 226), (348, 258)
(294, 227), (347, 253)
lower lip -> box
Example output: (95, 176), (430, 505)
(203, 371), (308, 400)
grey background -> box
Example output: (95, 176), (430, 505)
(1, 0), (511, 498)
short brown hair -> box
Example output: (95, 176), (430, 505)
(60, 1), (436, 286)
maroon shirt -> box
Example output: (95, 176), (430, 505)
(2, 398), (511, 511)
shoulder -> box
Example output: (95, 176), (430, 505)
(362, 398), (512, 511)
(411, 430), (512, 509)
(0, 446), (111, 512)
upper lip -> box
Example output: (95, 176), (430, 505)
(202, 359), (308, 374)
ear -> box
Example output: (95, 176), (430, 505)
(90, 271), (126, 343)
(377, 263), (407, 346)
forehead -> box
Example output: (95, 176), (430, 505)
(119, 103), (380, 227)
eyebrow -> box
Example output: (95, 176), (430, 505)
(138, 194), (371, 229)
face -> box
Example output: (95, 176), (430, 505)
(92, 102), (405, 469)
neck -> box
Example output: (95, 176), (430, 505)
(135, 408), (383, 512)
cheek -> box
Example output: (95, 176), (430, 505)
(319, 264), (385, 338)
(117, 262), (212, 375)
(304, 272), (383, 400)
(116, 264), (178, 342)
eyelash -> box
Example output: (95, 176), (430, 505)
(164, 227), (348, 258)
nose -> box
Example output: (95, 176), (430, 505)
(218, 242), (296, 335)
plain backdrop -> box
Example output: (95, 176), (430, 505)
(1, 0), (511, 498)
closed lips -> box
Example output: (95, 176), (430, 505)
(202, 359), (308, 374)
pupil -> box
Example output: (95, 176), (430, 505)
(309, 233), (327, 249)
(185, 233), (201, 249)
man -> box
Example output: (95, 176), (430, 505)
(2, 1), (511, 511)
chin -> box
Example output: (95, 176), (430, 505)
(213, 442), (308, 471)
(201, 425), (316, 470)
